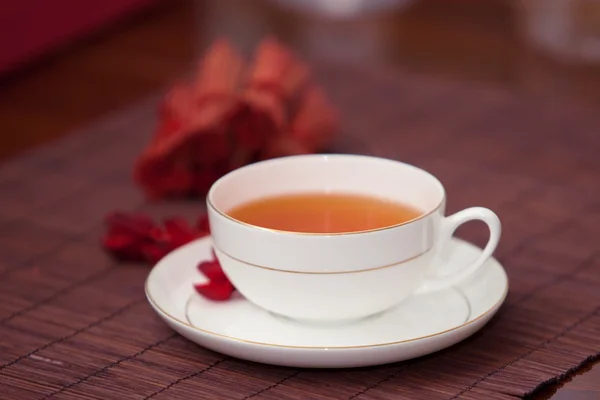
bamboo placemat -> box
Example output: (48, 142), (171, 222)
(0, 65), (599, 400)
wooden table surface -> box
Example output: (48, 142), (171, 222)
(0, 0), (598, 398)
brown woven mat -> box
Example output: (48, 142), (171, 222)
(1, 65), (599, 400)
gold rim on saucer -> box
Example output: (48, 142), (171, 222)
(144, 277), (507, 350)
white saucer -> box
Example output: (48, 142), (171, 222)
(145, 236), (508, 368)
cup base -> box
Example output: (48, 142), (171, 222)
(266, 306), (396, 328)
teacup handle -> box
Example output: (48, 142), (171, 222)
(416, 207), (501, 294)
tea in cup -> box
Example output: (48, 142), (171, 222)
(207, 154), (501, 323)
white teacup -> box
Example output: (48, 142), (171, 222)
(207, 154), (501, 323)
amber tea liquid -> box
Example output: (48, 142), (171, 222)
(227, 192), (422, 234)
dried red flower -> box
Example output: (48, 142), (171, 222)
(133, 37), (338, 200)
(102, 212), (210, 264)
(197, 258), (227, 283)
(194, 280), (235, 302)
(194, 253), (236, 301)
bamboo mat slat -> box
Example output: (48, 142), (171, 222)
(0, 65), (599, 400)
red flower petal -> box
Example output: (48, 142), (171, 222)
(194, 280), (235, 301)
(102, 212), (211, 265)
(197, 259), (228, 283)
